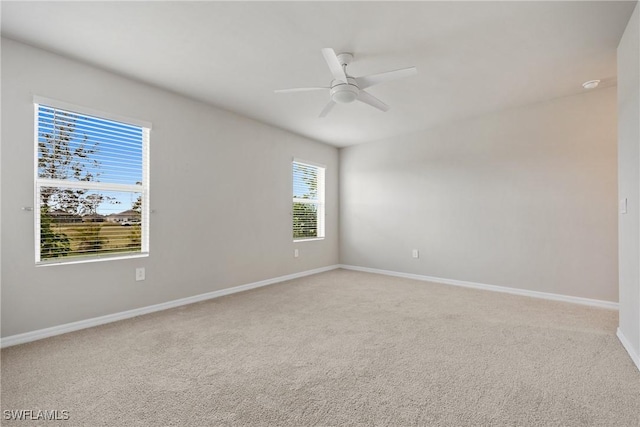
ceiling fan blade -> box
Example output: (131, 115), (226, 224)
(274, 87), (328, 94)
(357, 90), (389, 112)
(319, 100), (336, 118)
(356, 66), (417, 89)
(321, 48), (347, 83)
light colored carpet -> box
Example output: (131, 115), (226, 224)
(1, 269), (639, 426)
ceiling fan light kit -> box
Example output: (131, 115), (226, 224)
(331, 78), (359, 103)
(275, 48), (417, 117)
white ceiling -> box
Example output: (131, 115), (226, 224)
(1, 1), (635, 147)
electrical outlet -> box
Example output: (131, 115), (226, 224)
(412, 249), (419, 259)
(294, 249), (299, 258)
(135, 267), (145, 281)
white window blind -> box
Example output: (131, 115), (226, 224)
(35, 102), (150, 263)
(293, 160), (325, 240)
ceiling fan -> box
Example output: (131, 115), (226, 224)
(275, 48), (417, 118)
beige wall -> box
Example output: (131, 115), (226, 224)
(340, 87), (618, 302)
(618, 3), (640, 360)
(1, 38), (339, 338)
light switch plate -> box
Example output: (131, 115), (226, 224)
(620, 198), (628, 214)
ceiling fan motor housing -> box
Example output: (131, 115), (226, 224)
(331, 77), (359, 103)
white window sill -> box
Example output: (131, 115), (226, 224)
(36, 253), (149, 267)
(293, 237), (325, 243)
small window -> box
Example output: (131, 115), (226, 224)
(292, 160), (325, 241)
(35, 101), (150, 263)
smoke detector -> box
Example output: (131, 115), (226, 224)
(582, 80), (600, 90)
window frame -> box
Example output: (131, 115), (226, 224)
(292, 158), (325, 242)
(33, 96), (151, 265)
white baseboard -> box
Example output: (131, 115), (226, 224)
(338, 264), (619, 310)
(617, 328), (640, 372)
(1, 264), (340, 348)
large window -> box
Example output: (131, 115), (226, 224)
(35, 99), (150, 263)
(292, 160), (325, 241)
